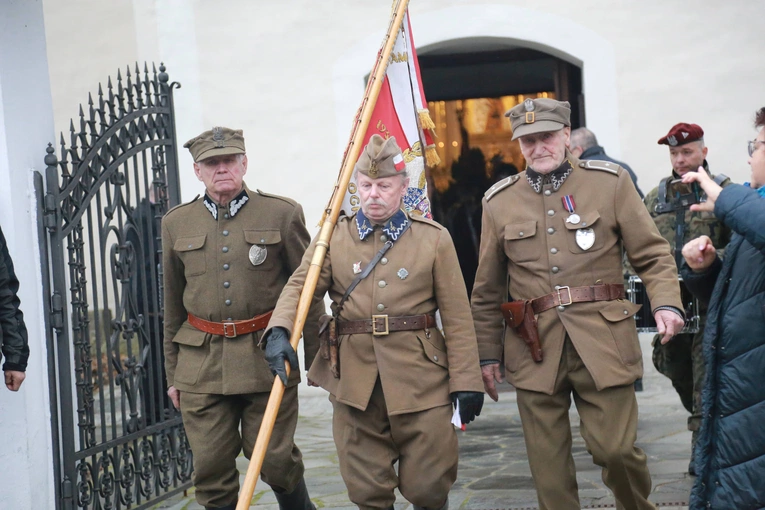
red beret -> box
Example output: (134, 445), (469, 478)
(657, 123), (704, 146)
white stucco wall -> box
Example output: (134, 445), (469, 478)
(0, 1), (56, 509)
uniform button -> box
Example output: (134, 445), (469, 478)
(433, 355), (439, 362)
(582, 222), (587, 227)
(377, 304), (385, 311)
(557, 305), (565, 312)
(550, 248), (558, 254)
(222, 246), (229, 253)
(223, 264), (230, 270)
(378, 281), (386, 288)
(547, 227), (555, 234)
(225, 299), (231, 306)
(519, 232), (524, 237)
(547, 209), (555, 216)
(260, 238), (265, 243)
(380, 234), (387, 242)
(551, 266), (559, 273)
(544, 190), (551, 196)
(187, 244), (193, 249)
(555, 285), (561, 290)
(227, 318), (232, 321)
(222, 230), (229, 236)
(623, 310), (629, 315)
(224, 213), (229, 219)
(223, 282), (230, 288)
(381, 257), (388, 265)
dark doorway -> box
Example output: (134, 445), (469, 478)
(419, 39), (583, 295)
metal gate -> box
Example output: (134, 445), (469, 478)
(38, 63), (193, 510)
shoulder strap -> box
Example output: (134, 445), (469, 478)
(713, 173), (728, 186)
(335, 219), (413, 316)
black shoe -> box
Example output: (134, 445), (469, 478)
(274, 477), (316, 510)
(414, 500), (449, 510)
(205, 505), (236, 510)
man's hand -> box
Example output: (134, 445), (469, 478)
(655, 310), (685, 345)
(451, 391), (484, 425)
(306, 377), (319, 387)
(167, 385), (180, 409)
(4, 370), (25, 391)
(263, 327), (299, 386)
(682, 167), (722, 212)
(682, 235), (717, 272)
(481, 363), (504, 402)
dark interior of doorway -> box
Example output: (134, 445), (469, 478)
(419, 45), (583, 296)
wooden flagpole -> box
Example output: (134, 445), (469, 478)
(236, 1), (410, 507)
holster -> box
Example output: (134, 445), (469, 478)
(318, 313), (340, 378)
(500, 300), (543, 362)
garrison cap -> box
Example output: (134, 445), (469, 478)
(506, 98), (571, 140)
(354, 134), (407, 178)
(657, 122), (704, 146)
(184, 126), (246, 162)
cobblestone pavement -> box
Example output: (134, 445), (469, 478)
(158, 334), (694, 510)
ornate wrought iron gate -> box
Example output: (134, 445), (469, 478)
(38, 63), (193, 510)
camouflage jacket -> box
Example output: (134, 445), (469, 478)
(643, 162), (732, 269)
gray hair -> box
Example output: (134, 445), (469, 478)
(570, 127), (598, 151)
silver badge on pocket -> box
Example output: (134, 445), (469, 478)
(575, 228), (595, 251)
(249, 245), (267, 266)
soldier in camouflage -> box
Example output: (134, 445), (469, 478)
(643, 122), (730, 475)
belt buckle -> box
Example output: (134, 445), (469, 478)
(223, 322), (237, 338)
(371, 315), (389, 336)
(557, 286), (573, 307)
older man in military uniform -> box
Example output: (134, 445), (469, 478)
(471, 98), (685, 510)
(643, 123), (730, 474)
(162, 127), (322, 510)
(263, 134), (484, 510)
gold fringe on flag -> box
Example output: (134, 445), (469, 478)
(425, 144), (441, 167)
(418, 108), (436, 130)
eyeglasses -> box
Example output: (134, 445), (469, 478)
(748, 140), (765, 157)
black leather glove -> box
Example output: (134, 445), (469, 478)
(262, 327), (299, 386)
(451, 391), (484, 425)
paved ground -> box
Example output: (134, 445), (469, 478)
(158, 334), (694, 510)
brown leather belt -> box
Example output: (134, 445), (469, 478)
(531, 284), (625, 314)
(187, 310), (273, 338)
(337, 314), (436, 336)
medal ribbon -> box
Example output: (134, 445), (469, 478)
(562, 195), (576, 213)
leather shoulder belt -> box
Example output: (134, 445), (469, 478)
(187, 310), (273, 338)
(531, 284), (625, 314)
(337, 313), (436, 336)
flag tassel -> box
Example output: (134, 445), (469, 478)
(425, 144), (441, 167)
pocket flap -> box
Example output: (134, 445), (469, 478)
(504, 221), (537, 241)
(245, 229), (281, 245)
(599, 300), (642, 322)
(172, 323), (207, 346)
(564, 210), (601, 230)
(174, 235), (206, 252)
(418, 335), (448, 368)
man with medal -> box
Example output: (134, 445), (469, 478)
(263, 134), (484, 510)
(471, 98), (686, 510)
(162, 127), (323, 510)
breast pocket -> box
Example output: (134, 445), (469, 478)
(564, 210), (606, 254)
(503, 221), (541, 262)
(174, 235), (206, 276)
(244, 229), (282, 271)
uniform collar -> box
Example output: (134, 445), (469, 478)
(355, 208), (410, 241)
(525, 159), (574, 193)
(203, 188), (249, 220)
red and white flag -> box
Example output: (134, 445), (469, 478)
(341, 9), (439, 219)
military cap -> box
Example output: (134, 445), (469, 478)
(354, 134), (407, 178)
(657, 122), (704, 146)
(184, 126), (246, 162)
(505, 98), (571, 140)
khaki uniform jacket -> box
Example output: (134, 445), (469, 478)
(471, 156), (683, 394)
(268, 212), (484, 415)
(162, 186), (323, 394)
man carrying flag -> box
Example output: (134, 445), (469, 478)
(262, 134), (484, 510)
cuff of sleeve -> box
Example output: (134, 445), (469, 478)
(477, 343), (503, 361)
(2, 362), (25, 372)
(480, 359), (501, 366)
(653, 305), (685, 320)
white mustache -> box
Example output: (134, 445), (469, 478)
(363, 197), (388, 208)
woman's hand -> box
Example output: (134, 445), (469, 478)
(681, 167), (722, 212)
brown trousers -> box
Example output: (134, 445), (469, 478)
(180, 386), (305, 508)
(516, 338), (654, 510)
(331, 379), (457, 510)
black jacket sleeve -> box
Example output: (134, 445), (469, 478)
(0, 226), (29, 371)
